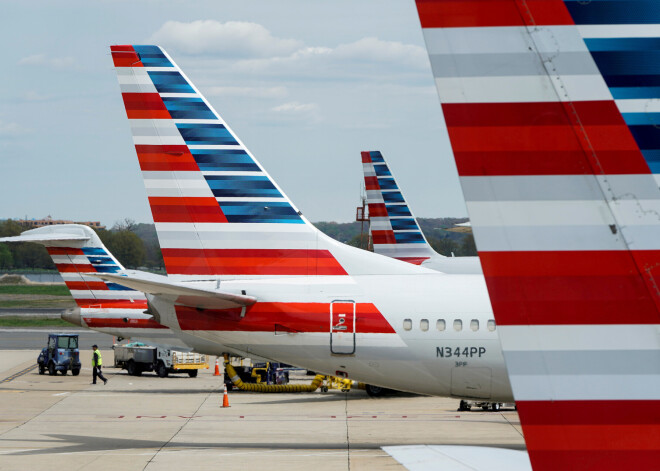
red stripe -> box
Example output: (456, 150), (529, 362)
(526, 450), (660, 471)
(65, 281), (109, 291)
(55, 263), (95, 273)
(367, 203), (388, 218)
(364, 176), (380, 190)
(517, 401), (660, 426)
(121, 93), (170, 119)
(361, 151), (372, 163)
(415, 0), (574, 28)
(175, 302), (395, 334)
(47, 247), (84, 256)
(149, 197), (228, 223)
(161, 248), (347, 276)
(444, 102), (651, 176)
(396, 257), (430, 265)
(480, 251), (660, 325)
(372, 230), (396, 245)
(135, 145), (200, 171)
(110, 45), (143, 68)
(83, 317), (167, 329)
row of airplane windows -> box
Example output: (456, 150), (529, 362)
(403, 318), (497, 333)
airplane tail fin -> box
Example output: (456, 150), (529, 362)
(362, 151), (438, 265)
(415, 1), (660, 469)
(111, 45), (424, 279)
(0, 225), (147, 310)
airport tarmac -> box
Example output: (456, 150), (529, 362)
(0, 337), (525, 470)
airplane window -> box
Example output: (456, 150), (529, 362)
(470, 319), (479, 331)
(420, 319), (429, 332)
(403, 319), (412, 331)
(436, 319), (446, 331)
(453, 319), (463, 331)
(487, 319), (496, 331)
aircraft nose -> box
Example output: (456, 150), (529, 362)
(61, 307), (82, 327)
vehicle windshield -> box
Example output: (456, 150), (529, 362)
(57, 336), (78, 349)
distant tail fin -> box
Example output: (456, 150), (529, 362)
(0, 225), (146, 310)
(362, 151), (438, 265)
(111, 45), (422, 278)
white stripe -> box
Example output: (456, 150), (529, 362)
(159, 93), (199, 98)
(69, 291), (145, 300)
(436, 74), (611, 104)
(155, 222), (314, 233)
(365, 190), (384, 203)
(187, 145), (244, 150)
(215, 197), (288, 203)
(143, 178), (212, 191)
(509, 374), (660, 401)
(80, 307), (148, 315)
(578, 24), (660, 38)
(200, 171), (264, 177)
(51, 255), (91, 265)
(133, 135), (185, 145)
(616, 99), (660, 114)
(424, 26), (589, 55)
(499, 325), (660, 352)
(370, 221), (394, 231)
(143, 67), (178, 72)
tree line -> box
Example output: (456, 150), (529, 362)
(0, 217), (476, 272)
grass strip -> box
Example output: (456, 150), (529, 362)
(0, 285), (70, 296)
(0, 317), (72, 327)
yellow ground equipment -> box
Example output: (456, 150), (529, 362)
(224, 356), (324, 393)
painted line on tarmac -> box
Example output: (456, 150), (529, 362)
(0, 364), (37, 384)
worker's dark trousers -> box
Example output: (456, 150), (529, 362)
(93, 366), (106, 384)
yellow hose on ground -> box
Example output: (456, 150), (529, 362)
(223, 359), (325, 393)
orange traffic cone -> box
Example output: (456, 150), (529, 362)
(213, 358), (221, 376)
(222, 383), (230, 408)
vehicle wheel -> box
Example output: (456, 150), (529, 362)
(187, 370), (198, 378)
(72, 369), (80, 376)
(157, 362), (168, 378)
(48, 362), (56, 376)
(365, 384), (386, 397)
(127, 360), (137, 376)
(38, 363), (45, 375)
(482, 405), (489, 411)
(491, 403), (501, 411)
(321, 386), (329, 393)
(458, 400), (472, 411)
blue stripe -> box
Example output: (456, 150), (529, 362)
(219, 202), (302, 224)
(394, 232), (425, 244)
(603, 75), (660, 88)
(590, 51), (660, 76)
(622, 113), (660, 126)
(369, 151), (385, 163)
(82, 248), (107, 256)
(93, 266), (121, 274)
(609, 87), (660, 99)
(390, 219), (420, 231)
(87, 257), (114, 265)
(585, 38), (660, 52)
(382, 192), (405, 203)
(162, 97), (214, 119)
(176, 123), (238, 146)
(386, 205), (412, 217)
(147, 71), (194, 93)
(191, 149), (259, 172)
(107, 283), (135, 291)
(205, 176), (282, 198)
(628, 126), (660, 151)
(133, 46), (173, 67)
(374, 165), (391, 177)
(377, 178), (398, 190)
(564, 1), (660, 25)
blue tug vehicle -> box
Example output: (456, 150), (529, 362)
(38, 333), (81, 376)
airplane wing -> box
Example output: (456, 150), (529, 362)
(415, 0), (660, 469)
(382, 445), (531, 471)
(0, 232), (89, 245)
(89, 271), (257, 310)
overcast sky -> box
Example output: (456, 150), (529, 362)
(0, 0), (466, 227)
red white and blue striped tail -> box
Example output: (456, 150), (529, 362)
(0, 225), (147, 312)
(362, 151), (437, 265)
(110, 45), (424, 280)
(415, 1), (660, 469)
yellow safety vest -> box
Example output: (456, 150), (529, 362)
(92, 350), (103, 367)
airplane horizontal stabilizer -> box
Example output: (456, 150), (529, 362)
(382, 445), (531, 471)
(89, 271), (257, 310)
(0, 232), (89, 244)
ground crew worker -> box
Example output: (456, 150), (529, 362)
(91, 344), (107, 385)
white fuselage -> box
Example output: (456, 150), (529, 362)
(150, 272), (513, 401)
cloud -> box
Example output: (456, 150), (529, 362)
(0, 120), (29, 136)
(18, 54), (75, 68)
(333, 37), (428, 69)
(271, 102), (318, 113)
(206, 86), (287, 98)
(149, 20), (303, 57)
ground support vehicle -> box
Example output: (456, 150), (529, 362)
(458, 400), (516, 412)
(114, 343), (208, 377)
(37, 333), (81, 376)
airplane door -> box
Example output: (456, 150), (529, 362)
(330, 301), (356, 355)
